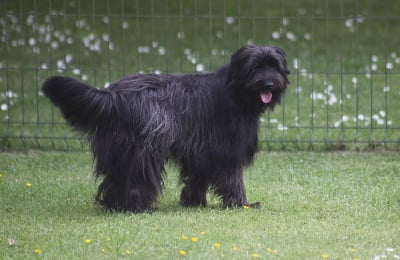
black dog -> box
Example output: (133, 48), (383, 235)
(42, 45), (289, 212)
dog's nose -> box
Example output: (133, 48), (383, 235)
(264, 82), (274, 89)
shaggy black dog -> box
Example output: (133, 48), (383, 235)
(42, 45), (289, 213)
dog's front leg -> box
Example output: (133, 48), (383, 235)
(213, 168), (260, 208)
(179, 161), (208, 207)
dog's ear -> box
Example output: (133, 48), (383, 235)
(273, 46), (290, 75)
(229, 45), (256, 83)
(230, 45), (268, 76)
(273, 46), (287, 58)
(230, 45), (254, 68)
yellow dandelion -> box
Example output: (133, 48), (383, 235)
(34, 248), (42, 254)
(321, 253), (329, 259)
(232, 245), (238, 251)
(191, 237), (199, 243)
(181, 235), (188, 240)
(0, 172), (3, 177)
(200, 231), (206, 235)
(85, 239), (92, 244)
(252, 253), (259, 258)
(214, 242), (221, 248)
(26, 182), (32, 188)
(124, 249), (132, 255)
(100, 248), (106, 253)
(349, 247), (357, 253)
(243, 205), (250, 209)
(179, 249), (187, 256)
(267, 248), (278, 254)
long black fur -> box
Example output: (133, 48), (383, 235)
(42, 45), (289, 213)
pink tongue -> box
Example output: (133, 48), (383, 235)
(260, 91), (272, 104)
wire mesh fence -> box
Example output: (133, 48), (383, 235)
(0, 0), (399, 151)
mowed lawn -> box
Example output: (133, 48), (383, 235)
(1, 151), (399, 259)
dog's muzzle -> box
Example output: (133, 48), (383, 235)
(263, 81), (274, 89)
(259, 81), (274, 104)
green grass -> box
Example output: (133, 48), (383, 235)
(1, 0), (400, 150)
(1, 151), (399, 259)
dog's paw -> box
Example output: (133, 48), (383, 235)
(244, 201), (261, 209)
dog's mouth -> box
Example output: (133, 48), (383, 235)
(260, 90), (272, 104)
(256, 81), (274, 104)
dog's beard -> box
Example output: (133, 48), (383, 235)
(248, 76), (284, 107)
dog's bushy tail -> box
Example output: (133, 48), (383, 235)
(42, 76), (114, 132)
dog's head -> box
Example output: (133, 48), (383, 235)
(230, 45), (290, 110)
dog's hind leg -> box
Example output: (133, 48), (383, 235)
(94, 142), (164, 213)
(96, 174), (159, 213)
